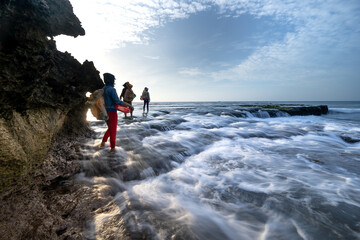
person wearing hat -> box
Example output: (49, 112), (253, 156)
(119, 81), (129, 101)
(100, 73), (128, 152)
(140, 87), (150, 113)
(124, 83), (136, 119)
(119, 81), (130, 118)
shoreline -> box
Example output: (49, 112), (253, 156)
(0, 129), (101, 239)
(1, 102), (359, 239)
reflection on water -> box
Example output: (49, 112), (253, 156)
(80, 102), (360, 240)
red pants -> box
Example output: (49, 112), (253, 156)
(102, 111), (118, 148)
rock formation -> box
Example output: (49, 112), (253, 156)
(259, 104), (329, 116)
(237, 104), (328, 117)
(0, 0), (104, 191)
(0, 1), (107, 238)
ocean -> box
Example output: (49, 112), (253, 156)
(81, 101), (360, 239)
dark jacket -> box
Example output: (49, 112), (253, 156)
(103, 83), (124, 112)
(120, 87), (127, 100)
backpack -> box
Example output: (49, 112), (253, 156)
(141, 90), (148, 100)
(86, 89), (109, 120)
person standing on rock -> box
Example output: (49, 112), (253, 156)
(124, 83), (136, 119)
(119, 81), (129, 101)
(100, 73), (126, 152)
(119, 81), (129, 118)
(141, 87), (150, 114)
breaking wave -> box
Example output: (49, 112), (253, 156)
(80, 102), (360, 239)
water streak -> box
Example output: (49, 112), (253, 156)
(79, 102), (360, 239)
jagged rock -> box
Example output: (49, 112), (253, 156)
(0, 135), (102, 240)
(0, 0), (104, 191)
(0, 0), (84, 51)
(277, 105), (328, 116)
(240, 104), (329, 117)
(0, 0), (108, 238)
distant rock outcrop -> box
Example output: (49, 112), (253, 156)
(257, 105), (329, 116)
(237, 104), (329, 117)
(0, 0), (104, 191)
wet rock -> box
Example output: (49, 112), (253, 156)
(0, 135), (108, 240)
(340, 136), (360, 144)
(278, 105), (328, 116)
(56, 226), (67, 236)
(239, 104), (329, 117)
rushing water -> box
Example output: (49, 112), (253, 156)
(80, 101), (360, 240)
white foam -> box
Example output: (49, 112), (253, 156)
(84, 102), (360, 239)
(329, 108), (360, 114)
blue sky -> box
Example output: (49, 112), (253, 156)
(56, 0), (360, 101)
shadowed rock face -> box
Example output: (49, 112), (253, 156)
(0, 0), (104, 191)
(0, 0), (85, 46)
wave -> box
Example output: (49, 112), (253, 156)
(328, 108), (360, 114)
(79, 102), (360, 239)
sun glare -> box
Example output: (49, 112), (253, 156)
(86, 108), (98, 122)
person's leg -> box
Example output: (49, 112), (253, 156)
(129, 101), (133, 118)
(143, 100), (146, 112)
(146, 100), (149, 112)
(102, 129), (110, 143)
(124, 101), (130, 118)
(107, 111), (118, 151)
(101, 112), (112, 146)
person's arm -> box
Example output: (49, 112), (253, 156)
(120, 88), (126, 100)
(112, 88), (134, 110)
(148, 92), (150, 102)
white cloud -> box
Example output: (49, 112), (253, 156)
(144, 55), (160, 60)
(55, 0), (213, 63)
(58, 1), (210, 46)
(56, 0), (360, 94)
(206, 0), (360, 83)
(179, 67), (204, 76)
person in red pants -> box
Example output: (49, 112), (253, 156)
(100, 73), (127, 152)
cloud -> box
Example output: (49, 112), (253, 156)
(179, 67), (204, 76)
(57, 0), (360, 88)
(55, 0), (213, 62)
(207, 0), (360, 83)
(58, 0), (210, 48)
(144, 55), (160, 60)
(59, 0), (360, 49)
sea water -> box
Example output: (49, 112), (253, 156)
(80, 101), (360, 240)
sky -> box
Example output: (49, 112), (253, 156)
(55, 0), (360, 102)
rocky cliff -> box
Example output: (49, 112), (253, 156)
(0, 0), (104, 191)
